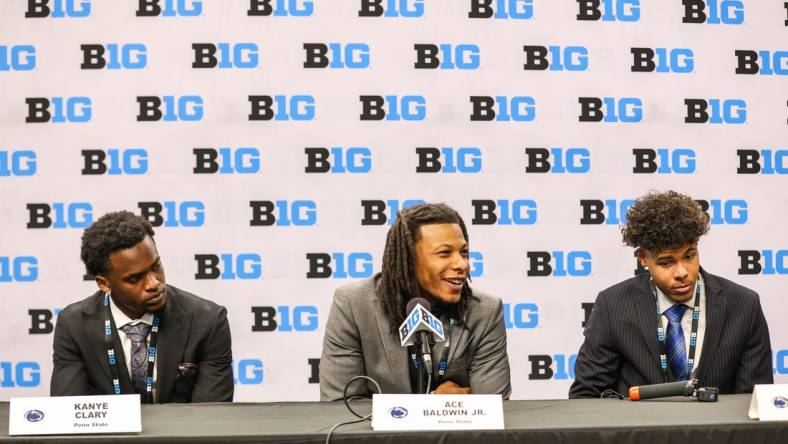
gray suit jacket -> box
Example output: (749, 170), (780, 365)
(51, 285), (234, 403)
(320, 276), (511, 401)
(569, 270), (773, 398)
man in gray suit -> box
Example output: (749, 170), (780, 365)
(51, 211), (233, 403)
(320, 203), (511, 400)
(570, 191), (772, 398)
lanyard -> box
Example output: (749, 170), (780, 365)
(407, 317), (455, 377)
(652, 279), (701, 381)
(103, 292), (159, 403)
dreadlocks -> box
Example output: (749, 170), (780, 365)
(378, 203), (472, 334)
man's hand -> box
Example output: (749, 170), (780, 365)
(435, 380), (471, 395)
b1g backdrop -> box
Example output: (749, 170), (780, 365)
(0, 0), (786, 401)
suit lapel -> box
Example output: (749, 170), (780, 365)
(155, 287), (192, 403)
(82, 292), (134, 394)
(373, 297), (410, 393)
(634, 275), (662, 372)
(696, 271), (725, 379)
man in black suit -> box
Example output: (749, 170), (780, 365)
(51, 211), (233, 403)
(570, 191), (773, 399)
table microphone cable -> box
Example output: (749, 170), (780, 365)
(325, 375), (382, 444)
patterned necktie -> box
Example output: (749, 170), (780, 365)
(664, 304), (689, 381)
(119, 323), (152, 401)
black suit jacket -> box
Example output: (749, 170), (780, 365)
(569, 270), (773, 398)
(51, 285), (234, 403)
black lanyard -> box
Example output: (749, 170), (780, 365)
(408, 317), (456, 377)
(651, 279), (701, 381)
(103, 292), (159, 403)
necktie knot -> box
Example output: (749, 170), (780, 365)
(664, 304), (688, 323)
(120, 323), (151, 343)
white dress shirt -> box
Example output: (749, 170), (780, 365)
(109, 296), (159, 393)
(655, 274), (706, 378)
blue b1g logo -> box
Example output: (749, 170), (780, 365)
(233, 359), (264, 385)
(0, 151), (37, 176)
(0, 362), (41, 387)
(0, 257), (38, 282)
(503, 303), (538, 329)
(0, 46), (36, 71)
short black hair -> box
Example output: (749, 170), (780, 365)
(621, 190), (709, 252)
(81, 211), (155, 276)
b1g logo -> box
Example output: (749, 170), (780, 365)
(523, 46), (588, 72)
(737, 149), (787, 174)
(304, 43), (369, 69)
(682, 0), (743, 25)
(82, 149), (148, 175)
(136, 0), (202, 16)
(576, 0), (639, 21)
(414, 44), (480, 70)
(25, 97), (91, 123)
(306, 253), (374, 279)
(468, 0), (533, 19)
(192, 43), (259, 69)
(632, 148), (696, 174)
(631, 48), (694, 73)
(251, 306), (318, 332)
(469, 96), (535, 122)
(0, 257), (38, 282)
(233, 359), (264, 385)
(0, 362), (41, 388)
(359, 96), (426, 121)
(735, 50), (788, 76)
(528, 354), (576, 380)
(305, 147), (371, 174)
(738, 250), (787, 275)
(29, 308), (61, 334)
(195, 253), (263, 280)
(471, 199), (537, 225)
(774, 350), (788, 375)
(193, 148), (261, 174)
(526, 251), (592, 277)
(359, 0), (424, 17)
(580, 199), (747, 224)
(138, 201), (205, 227)
(248, 0), (313, 16)
(416, 147), (482, 173)
(250, 200), (317, 226)
(0, 150), (37, 176)
(0, 45), (36, 71)
(137, 96), (203, 121)
(525, 148), (590, 174)
(503, 303), (538, 329)
(360, 199), (424, 225)
(26, 0), (91, 17)
(684, 99), (746, 124)
(81, 44), (146, 69)
(249, 95), (315, 121)
(578, 97), (642, 123)
(27, 203), (92, 228)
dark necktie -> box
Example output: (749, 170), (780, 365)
(664, 304), (689, 381)
(119, 323), (152, 400)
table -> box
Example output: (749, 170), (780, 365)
(2, 394), (787, 443)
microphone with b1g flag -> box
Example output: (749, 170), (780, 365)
(399, 298), (445, 393)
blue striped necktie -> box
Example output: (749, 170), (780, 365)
(120, 323), (152, 400)
(664, 304), (689, 381)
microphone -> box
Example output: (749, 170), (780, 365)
(398, 298), (445, 378)
(629, 379), (698, 401)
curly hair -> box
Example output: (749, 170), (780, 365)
(621, 191), (709, 251)
(81, 211), (155, 277)
(378, 203), (472, 334)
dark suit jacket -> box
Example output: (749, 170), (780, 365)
(569, 270), (773, 398)
(320, 276), (511, 401)
(51, 285), (234, 403)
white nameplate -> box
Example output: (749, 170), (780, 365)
(748, 384), (788, 421)
(372, 394), (504, 431)
(9, 395), (141, 435)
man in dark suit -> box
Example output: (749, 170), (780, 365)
(570, 191), (772, 399)
(51, 211), (233, 403)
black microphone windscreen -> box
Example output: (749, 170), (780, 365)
(406, 297), (431, 313)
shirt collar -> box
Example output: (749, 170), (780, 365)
(108, 293), (154, 328)
(655, 273), (705, 315)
